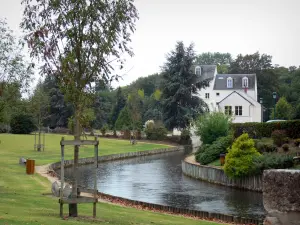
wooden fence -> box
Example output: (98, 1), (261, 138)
(182, 159), (262, 192)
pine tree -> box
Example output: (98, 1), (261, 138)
(161, 41), (211, 130)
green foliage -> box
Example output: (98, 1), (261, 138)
(224, 133), (260, 179)
(100, 124), (109, 136)
(0, 123), (10, 133)
(115, 107), (132, 131)
(10, 114), (36, 134)
(144, 121), (167, 140)
(271, 130), (287, 147)
(250, 153), (294, 176)
(127, 89), (144, 130)
(270, 97), (294, 120)
(254, 141), (277, 153)
(179, 129), (192, 145)
(161, 41), (210, 130)
(231, 120), (300, 139)
(282, 144), (289, 152)
(195, 135), (234, 165)
(110, 87), (126, 128)
(195, 112), (231, 145)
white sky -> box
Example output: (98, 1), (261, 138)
(1, 0), (300, 89)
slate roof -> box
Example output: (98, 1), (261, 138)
(213, 74), (256, 90)
(192, 65), (216, 81)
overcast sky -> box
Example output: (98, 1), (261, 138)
(1, 0), (300, 88)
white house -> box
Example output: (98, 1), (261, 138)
(196, 65), (262, 123)
(173, 65), (262, 138)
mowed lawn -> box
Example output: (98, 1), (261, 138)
(0, 134), (222, 225)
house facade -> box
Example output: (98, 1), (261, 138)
(196, 65), (262, 123)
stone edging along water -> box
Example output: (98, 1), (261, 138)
(48, 146), (263, 225)
(182, 157), (263, 192)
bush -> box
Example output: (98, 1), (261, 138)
(294, 138), (300, 147)
(195, 112), (231, 145)
(282, 144), (289, 152)
(10, 114), (36, 134)
(271, 130), (287, 147)
(224, 133), (260, 179)
(145, 123), (167, 140)
(250, 153), (294, 176)
(231, 120), (300, 139)
(179, 129), (191, 145)
(255, 142), (277, 153)
(195, 135), (234, 165)
(100, 125), (108, 136)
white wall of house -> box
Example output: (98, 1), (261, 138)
(217, 92), (262, 123)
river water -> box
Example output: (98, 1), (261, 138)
(63, 149), (265, 219)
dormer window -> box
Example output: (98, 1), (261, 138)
(195, 66), (201, 75)
(227, 77), (233, 88)
(242, 77), (248, 88)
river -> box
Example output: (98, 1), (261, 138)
(63, 149), (265, 219)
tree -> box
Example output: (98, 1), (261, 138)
(0, 19), (33, 92)
(110, 87), (126, 129)
(270, 97), (294, 120)
(196, 52), (232, 74)
(161, 41), (210, 130)
(21, 0), (138, 216)
(224, 133), (260, 179)
(127, 89), (144, 137)
(143, 89), (163, 122)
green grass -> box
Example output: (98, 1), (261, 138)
(0, 134), (221, 225)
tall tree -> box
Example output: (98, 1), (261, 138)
(161, 41), (210, 130)
(127, 89), (144, 135)
(110, 87), (126, 128)
(21, 0), (138, 216)
(270, 97), (294, 120)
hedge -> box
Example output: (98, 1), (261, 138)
(231, 120), (300, 139)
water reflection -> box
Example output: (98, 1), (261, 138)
(63, 150), (265, 219)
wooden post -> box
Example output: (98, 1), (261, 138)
(60, 137), (65, 218)
(93, 136), (98, 218)
(34, 132), (36, 151)
(43, 131), (45, 151)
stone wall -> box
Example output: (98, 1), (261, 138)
(182, 157), (263, 192)
(263, 169), (300, 225)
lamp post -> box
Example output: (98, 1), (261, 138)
(272, 92), (277, 119)
(260, 98), (263, 122)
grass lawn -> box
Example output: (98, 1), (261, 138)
(0, 134), (221, 225)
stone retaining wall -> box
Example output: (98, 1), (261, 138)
(182, 157), (263, 192)
(50, 146), (183, 170)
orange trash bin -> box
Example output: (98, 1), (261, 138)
(26, 159), (35, 174)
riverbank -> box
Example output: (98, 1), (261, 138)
(0, 134), (223, 225)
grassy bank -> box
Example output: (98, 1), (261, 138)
(0, 134), (222, 225)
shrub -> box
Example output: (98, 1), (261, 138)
(224, 133), (260, 179)
(294, 138), (300, 147)
(195, 135), (234, 165)
(255, 142), (277, 153)
(282, 144), (289, 152)
(179, 129), (191, 145)
(195, 112), (231, 145)
(145, 122), (167, 140)
(100, 125), (108, 136)
(231, 120), (300, 139)
(250, 153), (294, 175)
(271, 130), (287, 147)
(10, 114), (36, 134)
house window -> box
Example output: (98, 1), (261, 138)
(224, 106), (232, 115)
(227, 77), (233, 88)
(195, 66), (201, 75)
(216, 93), (220, 96)
(205, 93), (210, 99)
(242, 77), (248, 88)
(235, 106), (242, 116)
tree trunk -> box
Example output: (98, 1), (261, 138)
(69, 113), (80, 217)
